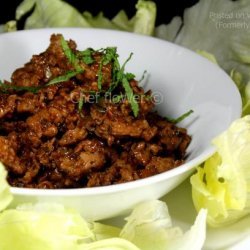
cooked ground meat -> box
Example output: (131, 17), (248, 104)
(0, 34), (191, 189)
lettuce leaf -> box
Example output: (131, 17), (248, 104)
(196, 50), (218, 65)
(197, 50), (250, 116)
(0, 201), (139, 250)
(156, 0), (250, 80)
(155, 0), (250, 117)
(0, 162), (12, 212)
(0, 203), (95, 250)
(16, 0), (91, 29)
(155, 16), (182, 42)
(91, 222), (121, 241)
(191, 116), (250, 227)
(0, 198), (207, 249)
(120, 200), (207, 250)
(132, 0), (156, 35)
(78, 238), (140, 250)
(14, 0), (156, 36)
(231, 70), (250, 116)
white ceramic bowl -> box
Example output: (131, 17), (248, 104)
(0, 28), (241, 221)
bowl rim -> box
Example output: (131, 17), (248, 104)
(0, 27), (242, 196)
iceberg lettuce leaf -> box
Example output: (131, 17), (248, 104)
(175, 0), (250, 80)
(0, 163), (12, 212)
(231, 70), (250, 116)
(0, 203), (94, 250)
(14, 0), (156, 36)
(155, 16), (182, 42)
(191, 116), (250, 227)
(156, 0), (250, 80)
(112, 10), (134, 32)
(16, 0), (35, 20)
(82, 11), (121, 30)
(196, 50), (218, 65)
(78, 238), (140, 250)
(132, 0), (156, 35)
(120, 200), (207, 250)
(91, 222), (121, 241)
(16, 0), (91, 29)
(83, 0), (157, 35)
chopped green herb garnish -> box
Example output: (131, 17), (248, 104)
(46, 70), (83, 86)
(125, 72), (136, 81)
(122, 77), (139, 117)
(102, 47), (118, 65)
(97, 63), (103, 90)
(138, 70), (147, 82)
(61, 36), (82, 71)
(97, 47), (119, 90)
(166, 109), (194, 124)
(78, 92), (84, 114)
(0, 80), (41, 93)
(1, 43), (140, 118)
(120, 53), (133, 74)
(118, 53), (139, 117)
(98, 50), (139, 116)
(144, 93), (153, 101)
(79, 48), (95, 65)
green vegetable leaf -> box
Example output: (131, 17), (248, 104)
(79, 48), (95, 65)
(133, 0), (157, 35)
(196, 50), (218, 65)
(120, 200), (207, 250)
(97, 47), (119, 90)
(83, 11), (122, 30)
(0, 80), (41, 93)
(4, 20), (17, 32)
(191, 116), (250, 227)
(61, 36), (82, 71)
(122, 77), (139, 117)
(15, 0), (35, 20)
(231, 70), (250, 117)
(166, 110), (194, 124)
(0, 203), (94, 250)
(120, 53), (133, 74)
(15, 0), (156, 36)
(78, 92), (85, 116)
(0, 25), (4, 33)
(0, 162), (13, 212)
(157, 0), (250, 80)
(91, 222), (121, 241)
(102, 47), (118, 65)
(46, 70), (83, 86)
(82, 0), (156, 36)
(16, 0), (91, 29)
(78, 238), (140, 250)
(97, 65), (103, 90)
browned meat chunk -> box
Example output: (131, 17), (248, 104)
(0, 94), (17, 119)
(0, 34), (191, 189)
(0, 136), (25, 175)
